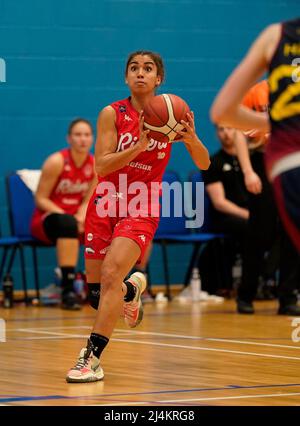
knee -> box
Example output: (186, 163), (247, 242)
(100, 264), (123, 290)
(44, 213), (78, 241)
(57, 214), (78, 238)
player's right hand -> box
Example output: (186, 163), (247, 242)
(243, 129), (270, 144)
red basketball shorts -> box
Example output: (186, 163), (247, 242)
(84, 196), (159, 264)
(31, 211), (53, 244)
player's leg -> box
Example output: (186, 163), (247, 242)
(129, 241), (154, 302)
(237, 152), (277, 314)
(85, 258), (103, 310)
(92, 236), (143, 336)
(66, 237), (144, 383)
(278, 227), (300, 315)
(85, 248), (148, 322)
(273, 167), (300, 315)
(273, 167), (300, 253)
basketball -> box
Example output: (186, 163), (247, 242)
(143, 94), (191, 143)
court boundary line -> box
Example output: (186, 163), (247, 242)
(12, 328), (300, 361)
(9, 325), (300, 351)
(159, 391), (300, 404)
(2, 383), (300, 404)
(113, 329), (300, 351)
(85, 391), (300, 406)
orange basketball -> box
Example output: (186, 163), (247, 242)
(143, 94), (191, 143)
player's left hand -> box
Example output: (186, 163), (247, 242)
(177, 112), (199, 144)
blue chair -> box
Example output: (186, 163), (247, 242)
(6, 173), (47, 300)
(0, 218), (31, 303)
(153, 170), (222, 299)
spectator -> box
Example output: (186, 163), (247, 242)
(31, 118), (96, 310)
(210, 17), (300, 315)
(233, 82), (299, 315)
(202, 125), (249, 294)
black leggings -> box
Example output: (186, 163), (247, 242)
(238, 152), (279, 302)
(43, 213), (78, 243)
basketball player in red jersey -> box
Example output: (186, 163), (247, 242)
(31, 119), (96, 310)
(66, 51), (210, 383)
(211, 18), (300, 250)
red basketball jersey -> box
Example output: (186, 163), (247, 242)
(33, 148), (95, 218)
(96, 97), (172, 216)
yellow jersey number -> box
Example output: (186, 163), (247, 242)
(269, 65), (300, 121)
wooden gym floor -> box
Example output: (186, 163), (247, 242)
(0, 299), (300, 406)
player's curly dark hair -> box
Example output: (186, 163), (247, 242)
(125, 51), (165, 84)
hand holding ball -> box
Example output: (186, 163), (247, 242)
(143, 94), (191, 143)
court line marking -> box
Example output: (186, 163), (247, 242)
(159, 391), (300, 404)
(14, 336), (87, 340)
(3, 316), (96, 323)
(85, 391), (300, 406)
(6, 325), (92, 331)
(2, 383), (300, 404)
(9, 326), (299, 351)
(13, 329), (300, 361)
(87, 401), (148, 407)
(3, 308), (287, 329)
(113, 329), (300, 351)
(16, 329), (89, 338)
(111, 337), (300, 361)
(13, 329), (130, 339)
(7, 326), (300, 350)
(84, 391), (300, 406)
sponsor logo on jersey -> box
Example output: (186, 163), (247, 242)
(85, 247), (95, 254)
(157, 152), (166, 160)
(124, 114), (132, 122)
(117, 132), (168, 153)
(62, 198), (79, 205)
(119, 105), (126, 113)
(129, 161), (152, 171)
(87, 233), (93, 241)
(139, 235), (146, 244)
(55, 179), (89, 195)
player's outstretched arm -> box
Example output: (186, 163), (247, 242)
(210, 24), (281, 132)
(177, 112), (210, 170)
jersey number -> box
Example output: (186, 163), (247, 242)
(269, 65), (300, 121)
